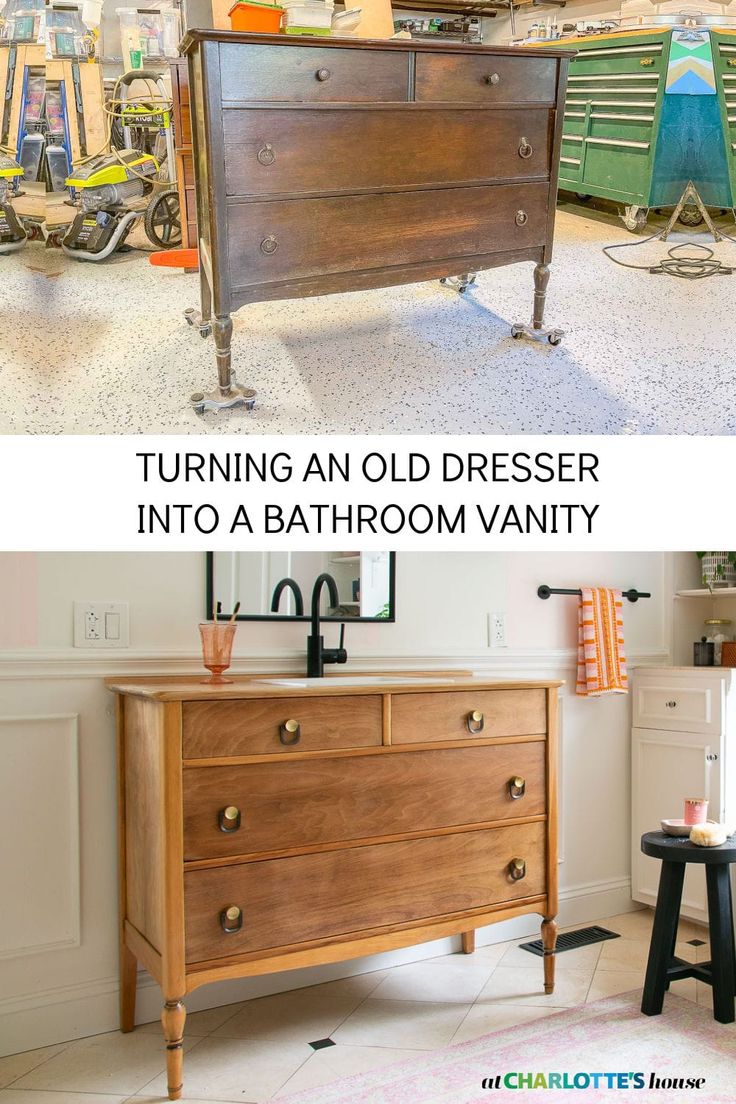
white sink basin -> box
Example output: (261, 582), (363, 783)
(254, 675), (462, 689)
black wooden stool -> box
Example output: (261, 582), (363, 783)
(640, 830), (736, 1024)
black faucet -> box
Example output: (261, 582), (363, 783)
(307, 573), (348, 677)
(270, 577), (305, 616)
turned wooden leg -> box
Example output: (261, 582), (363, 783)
(541, 917), (557, 994)
(461, 930), (476, 954)
(162, 998), (186, 1100)
(213, 315), (234, 396)
(119, 941), (138, 1032)
(532, 263), (550, 330)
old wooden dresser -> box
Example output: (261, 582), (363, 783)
(110, 673), (560, 1099)
(179, 31), (572, 412)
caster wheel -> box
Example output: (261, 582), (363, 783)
(439, 277), (448, 285)
(457, 284), (468, 294)
(679, 204), (704, 228)
(548, 334), (562, 346)
(511, 325), (523, 339)
(245, 399), (256, 412)
(575, 193), (591, 203)
(200, 326), (211, 339)
(184, 309), (195, 328)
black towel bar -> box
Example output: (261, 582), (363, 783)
(537, 586), (651, 603)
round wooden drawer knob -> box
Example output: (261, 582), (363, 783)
(220, 905), (243, 933)
(219, 805), (241, 832)
(316, 67), (331, 82)
(508, 776), (526, 800)
(508, 857), (526, 881)
(466, 710), (485, 734)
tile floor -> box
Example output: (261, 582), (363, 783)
(0, 909), (718, 1104)
(3, 204), (736, 435)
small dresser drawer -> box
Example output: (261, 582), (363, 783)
(219, 43), (409, 103)
(633, 678), (723, 736)
(223, 108), (552, 197)
(182, 741), (546, 859)
(415, 53), (558, 105)
(182, 696), (382, 758)
(183, 820), (546, 961)
(392, 688), (547, 744)
(227, 182), (549, 287)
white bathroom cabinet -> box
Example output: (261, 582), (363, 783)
(632, 667), (736, 923)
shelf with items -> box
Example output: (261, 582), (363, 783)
(676, 588), (736, 599)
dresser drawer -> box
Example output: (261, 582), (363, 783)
(182, 696), (382, 758)
(219, 43), (409, 103)
(184, 820), (546, 961)
(392, 688), (547, 744)
(227, 182), (549, 287)
(223, 108), (552, 198)
(415, 53), (558, 105)
(633, 678), (723, 736)
(182, 741), (546, 859)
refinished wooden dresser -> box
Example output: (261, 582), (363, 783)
(179, 31), (573, 412)
(110, 674), (560, 1099)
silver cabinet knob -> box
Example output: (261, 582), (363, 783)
(485, 72), (500, 85)
(316, 67), (331, 82)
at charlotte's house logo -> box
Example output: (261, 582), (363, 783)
(481, 1072), (706, 1090)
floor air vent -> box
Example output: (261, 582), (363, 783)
(519, 925), (620, 957)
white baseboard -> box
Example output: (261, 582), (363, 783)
(0, 877), (640, 1058)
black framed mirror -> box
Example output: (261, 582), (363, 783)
(206, 552), (396, 623)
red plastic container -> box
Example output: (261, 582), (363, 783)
(228, 1), (282, 32)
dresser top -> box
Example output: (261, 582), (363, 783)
(180, 29), (574, 60)
(106, 673), (563, 701)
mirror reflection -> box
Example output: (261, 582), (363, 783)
(207, 552), (395, 622)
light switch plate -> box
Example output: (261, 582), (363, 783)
(74, 602), (129, 648)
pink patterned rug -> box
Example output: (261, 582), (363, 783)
(282, 991), (736, 1104)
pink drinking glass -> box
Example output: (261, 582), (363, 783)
(199, 622), (237, 684)
(684, 798), (708, 826)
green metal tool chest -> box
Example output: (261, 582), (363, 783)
(536, 26), (736, 229)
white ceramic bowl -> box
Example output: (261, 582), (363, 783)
(661, 817), (717, 837)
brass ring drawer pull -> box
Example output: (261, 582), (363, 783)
(515, 210), (528, 227)
(466, 709), (485, 734)
(219, 805), (241, 832)
(485, 72), (500, 85)
(260, 235), (278, 255)
(257, 144), (275, 166)
(280, 719), (301, 745)
(220, 905), (243, 933)
(316, 67), (331, 81)
(508, 857), (526, 881)
(518, 137), (533, 159)
(508, 776), (526, 800)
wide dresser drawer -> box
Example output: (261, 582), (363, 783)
(392, 688), (547, 744)
(222, 108), (552, 197)
(183, 820), (547, 961)
(182, 741), (546, 859)
(415, 53), (558, 105)
(227, 182), (549, 286)
(182, 695), (383, 758)
(219, 43), (409, 103)
(633, 677), (724, 735)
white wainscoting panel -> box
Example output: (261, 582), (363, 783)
(0, 714), (80, 958)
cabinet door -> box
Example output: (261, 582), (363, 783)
(631, 726), (723, 923)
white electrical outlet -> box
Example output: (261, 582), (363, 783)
(488, 612), (506, 648)
(74, 602), (129, 648)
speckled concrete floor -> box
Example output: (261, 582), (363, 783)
(2, 206), (735, 434)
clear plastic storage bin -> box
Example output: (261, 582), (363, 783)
(116, 6), (181, 64)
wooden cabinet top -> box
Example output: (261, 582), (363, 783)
(107, 673), (564, 701)
(180, 29), (574, 59)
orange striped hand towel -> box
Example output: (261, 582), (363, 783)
(576, 587), (628, 697)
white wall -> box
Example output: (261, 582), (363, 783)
(0, 550), (672, 1056)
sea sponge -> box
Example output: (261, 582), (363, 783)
(690, 823), (728, 847)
